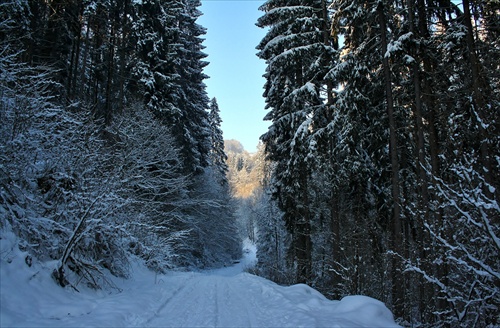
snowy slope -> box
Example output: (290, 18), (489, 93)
(1, 234), (400, 327)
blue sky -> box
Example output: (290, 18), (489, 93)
(199, 0), (268, 153)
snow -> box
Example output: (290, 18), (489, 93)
(1, 232), (399, 327)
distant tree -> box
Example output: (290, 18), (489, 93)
(225, 142), (263, 199)
(208, 98), (228, 185)
(187, 169), (242, 268)
(253, 185), (291, 284)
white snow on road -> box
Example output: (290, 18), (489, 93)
(1, 235), (399, 327)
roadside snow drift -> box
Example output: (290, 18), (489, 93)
(1, 234), (399, 327)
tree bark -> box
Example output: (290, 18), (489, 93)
(294, 169), (312, 284)
(377, 1), (403, 318)
(462, 0), (493, 191)
(407, 0), (435, 319)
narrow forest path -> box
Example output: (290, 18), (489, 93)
(1, 240), (400, 327)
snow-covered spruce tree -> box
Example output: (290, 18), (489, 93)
(254, 0), (498, 324)
(379, 1), (482, 322)
(171, 0), (212, 174)
(256, 0), (335, 284)
(323, 0), (433, 320)
(133, 0), (211, 175)
(208, 97), (229, 186)
(81, 0), (136, 124)
(17, 0), (138, 120)
(401, 1), (500, 324)
(252, 167), (292, 285)
(322, 0), (445, 318)
(375, 2), (409, 318)
(304, 0), (392, 302)
(322, 0), (500, 324)
(133, 0), (180, 117)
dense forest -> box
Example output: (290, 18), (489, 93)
(1, 0), (499, 327)
(250, 0), (499, 327)
(0, 0), (240, 289)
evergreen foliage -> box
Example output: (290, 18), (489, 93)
(256, 0), (499, 326)
(256, 0), (336, 284)
(208, 98), (229, 185)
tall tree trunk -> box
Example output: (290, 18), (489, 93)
(69, 2), (84, 101)
(329, 185), (341, 297)
(117, 0), (132, 111)
(105, 20), (116, 126)
(462, 0), (492, 190)
(377, 1), (403, 319)
(407, 0), (428, 223)
(416, 0), (451, 322)
(294, 170), (312, 284)
(407, 0), (434, 321)
(80, 18), (91, 100)
(321, 0), (334, 105)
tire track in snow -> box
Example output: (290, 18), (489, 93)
(219, 276), (256, 327)
(213, 279), (220, 327)
(143, 273), (198, 325)
(145, 274), (218, 327)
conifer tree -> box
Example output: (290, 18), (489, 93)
(132, 0), (211, 174)
(172, 0), (212, 174)
(257, 0), (335, 283)
(133, 0), (179, 115)
(208, 97), (229, 185)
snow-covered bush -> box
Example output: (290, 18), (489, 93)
(0, 55), (130, 288)
(107, 104), (193, 273)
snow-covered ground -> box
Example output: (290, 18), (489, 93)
(1, 234), (399, 327)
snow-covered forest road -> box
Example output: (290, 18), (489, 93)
(138, 270), (398, 328)
(1, 237), (399, 327)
